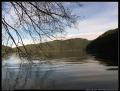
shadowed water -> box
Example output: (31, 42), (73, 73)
(2, 54), (118, 90)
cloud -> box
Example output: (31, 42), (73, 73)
(2, 2), (118, 47)
(65, 16), (118, 39)
(64, 2), (118, 40)
(65, 31), (105, 40)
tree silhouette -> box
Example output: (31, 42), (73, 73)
(2, 2), (81, 90)
(2, 2), (80, 58)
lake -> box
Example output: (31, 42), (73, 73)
(2, 54), (118, 90)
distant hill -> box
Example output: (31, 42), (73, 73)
(86, 28), (118, 65)
(13, 38), (90, 58)
(2, 45), (13, 57)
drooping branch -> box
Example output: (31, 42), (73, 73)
(2, 2), (81, 58)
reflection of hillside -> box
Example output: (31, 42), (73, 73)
(86, 28), (118, 66)
(94, 56), (118, 66)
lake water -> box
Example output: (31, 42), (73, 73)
(2, 54), (118, 90)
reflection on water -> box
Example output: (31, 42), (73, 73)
(2, 54), (118, 90)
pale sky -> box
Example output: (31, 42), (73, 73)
(64, 2), (118, 40)
(2, 2), (118, 47)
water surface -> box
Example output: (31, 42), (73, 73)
(2, 54), (118, 90)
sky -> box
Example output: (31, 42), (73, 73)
(63, 2), (118, 40)
(2, 2), (118, 47)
